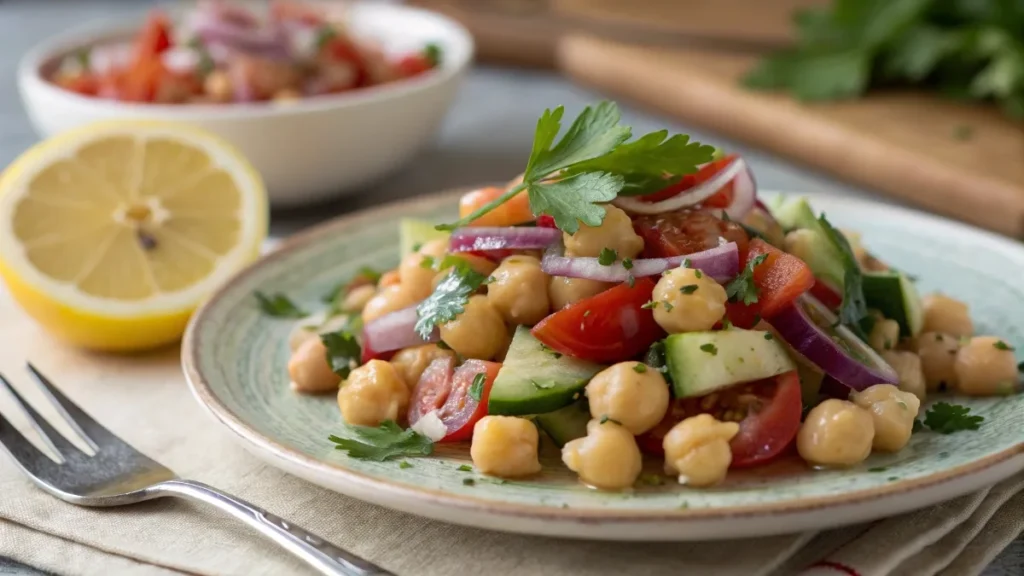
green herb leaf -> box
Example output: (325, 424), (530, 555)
(912, 418), (925, 433)
(527, 172), (624, 234)
(994, 340), (1015, 351)
(255, 292), (307, 318)
(598, 247), (618, 266)
(622, 257), (633, 270)
(764, 332), (774, 340)
(525, 102), (632, 180)
(320, 331), (362, 379)
(598, 414), (622, 425)
(469, 372), (486, 401)
(463, 478), (476, 486)
(726, 254), (768, 305)
(700, 343), (718, 356)
(632, 363), (647, 373)
(923, 402), (984, 434)
(565, 130), (715, 193)
(399, 460), (413, 469)
(415, 264), (487, 339)
(329, 421), (434, 461)
(424, 43), (443, 67)
(457, 464), (473, 472)
(680, 284), (699, 295)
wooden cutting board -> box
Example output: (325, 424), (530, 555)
(557, 35), (1024, 238)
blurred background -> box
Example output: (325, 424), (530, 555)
(2, 0), (1022, 238)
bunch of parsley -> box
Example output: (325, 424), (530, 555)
(745, 0), (1024, 120)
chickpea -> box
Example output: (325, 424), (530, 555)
(288, 337), (342, 394)
(586, 362), (669, 435)
(362, 284), (417, 324)
(337, 360), (409, 427)
(662, 414), (738, 487)
(379, 269), (400, 288)
(340, 284), (376, 314)
(549, 276), (611, 310)
(954, 336), (1019, 396)
(914, 332), (960, 391)
(921, 294), (973, 338)
(797, 399), (874, 467)
(390, 344), (456, 389)
(563, 205), (644, 259)
(486, 255), (551, 325)
(439, 295), (507, 360)
(651, 266), (727, 333)
(741, 208), (785, 247)
(399, 239), (449, 300)
(881, 350), (927, 400)
(867, 318), (900, 353)
(562, 419), (642, 490)
(851, 384), (920, 452)
(470, 416), (541, 478)
(203, 71), (232, 102)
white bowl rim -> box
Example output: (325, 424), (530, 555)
(17, 2), (474, 120)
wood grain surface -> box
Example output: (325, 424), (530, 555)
(557, 35), (1024, 238)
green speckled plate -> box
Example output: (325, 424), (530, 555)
(182, 190), (1024, 541)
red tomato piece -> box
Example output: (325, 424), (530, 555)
(437, 360), (500, 442)
(637, 371), (802, 468)
(408, 357), (456, 426)
(809, 278), (843, 311)
(396, 54), (433, 78)
(57, 74), (101, 96)
(536, 215), (556, 228)
(725, 239), (815, 328)
(531, 278), (663, 363)
(633, 208), (749, 259)
(637, 155), (739, 206)
(133, 12), (172, 62)
(321, 37), (367, 87)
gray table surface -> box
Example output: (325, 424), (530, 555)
(1, 1), (1021, 575)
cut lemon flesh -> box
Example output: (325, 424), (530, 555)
(0, 121), (267, 351)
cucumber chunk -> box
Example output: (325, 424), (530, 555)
(488, 327), (605, 415)
(534, 401), (590, 447)
(665, 330), (796, 398)
(399, 218), (450, 257)
(862, 271), (923, 337)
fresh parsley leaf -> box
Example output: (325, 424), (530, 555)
(632, 363), (647, 373)
(463, 478), (476, 486)
(525, 102), (631, 180)
(641, 300), (658, 309)
(923, 402), (984, 434)
(726, 254), (768, 305)
(622, 257), (633, 270)
(320, 331), (361, 379)
(598, 247), (618, 265)
(415, 264), (487, 339)
(700, 343), (718, 355)
(399, 460), (413, 469)
(1017, 361), (1024, 373)
(818, 214), (869, 337)
(527, 172), (624, 234)
(565, 130), (715, 192)
(469, 372), (486, 401)
(994, 340), (1015, 351)
(424, 43), (443, 67)
(329, 421), (434, 461)
(255, 292), (307, 318)
(764, 332), (774, 340)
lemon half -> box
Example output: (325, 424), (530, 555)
(0, 121), (268, 351)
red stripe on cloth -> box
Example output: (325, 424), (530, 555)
(808, 560), (861, 576)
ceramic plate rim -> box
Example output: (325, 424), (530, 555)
(182, 189), (1024, 528)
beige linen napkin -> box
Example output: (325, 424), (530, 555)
(0, 288), (1021, 576)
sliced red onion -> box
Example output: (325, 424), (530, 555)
(769, 295), (897, 391)
(723, 160), (757, 221)
(361, 305), (438, 354)
(613, 157), (753, 216)
(190, 7), (290, 60)
(449, 227), (562, 253)
(541, 241), (739, 283)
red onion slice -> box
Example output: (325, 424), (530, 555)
(448, 227), (562, 253)
(190, 6), (290, 60)
(723, 160), (757, 221)
(613, 157), (753, 216)
(541, 241), (739, 284)
(361, 305), (438, 355)
(769, 295), (897, 391)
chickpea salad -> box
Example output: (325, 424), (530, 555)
(261, 101), (1022, 492)
(50, 1), (441, 104)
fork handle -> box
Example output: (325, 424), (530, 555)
(156, 479), (393, 576)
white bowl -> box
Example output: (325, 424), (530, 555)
(17, 3), (473, 207)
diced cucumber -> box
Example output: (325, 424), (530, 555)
(489, 327), (605, 415)
(768, 196), (818, 231)
(665, 330), (796, 398)
(534, 401), (590, 447)
(399, 218), (449, 257)
(862, 271), (923, 337)
(767, 197), (845, 288)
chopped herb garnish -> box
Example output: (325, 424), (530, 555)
(468, 372), (486, 401)
(641, 300), (658, 309)
(662, 301), (674, 312)
(598, 248), (618, 266)
(436, 340), (452, 351)
(694, 269), (703, 279)
(722, 318), (734, 330)
(679, 501), (689, 509)
(320, 331), (362, 379)
(682, 258), (692, 268)
(622, 258), (634, 270)
(463, 478), (475, 486)
(415, 263), (488, 339)
(922, 402), (984, 434)
(457, 464), (473, 472)
(584, 309), (592, 317)
(764, 332), (774, 340)
(638, 474), (664, 486)
(700, 343), (718, 356)
(868, 466), (887, 472)
(399, 461), (413, 469)
(411, 241), (423, 252)
(994, 340), (1015, 351)
(887, 476), (899, 482)
(329, 421), (434, 461)
(314, 25), (338, 50)
(632, 363), (647, 373)
(626, 274), (636, 288)
(912, 418), (924, 433)
(599, 414), (622, 425)
(424, 42), (443, 67)
(679, 284), (699, 295)
(725, 253), (768, 305)
(1018, 361), (1024, 373)
(255, 292), (307, 318)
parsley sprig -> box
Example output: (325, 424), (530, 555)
(414, 262), (487, 339)
(922, 402), (985, 434)
(255, 292), (307, 318)
(436, 102), (714, 233)
(320, 331), (361, 379)
(329, 421), (434, 461)
(726, 254), (768, 305)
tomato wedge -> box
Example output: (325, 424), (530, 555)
(726, 239), (814, 328)
(637, 371), (802, 468)
(633, 209), (749, 260)
(408, 358), (499, 442)
(408, 357), (456, 425)
(809, 278), (843, 311)
(638, 154), (739, 206)
(531, 278), (663, 363)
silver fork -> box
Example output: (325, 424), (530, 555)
(0, 363), (392, 576)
